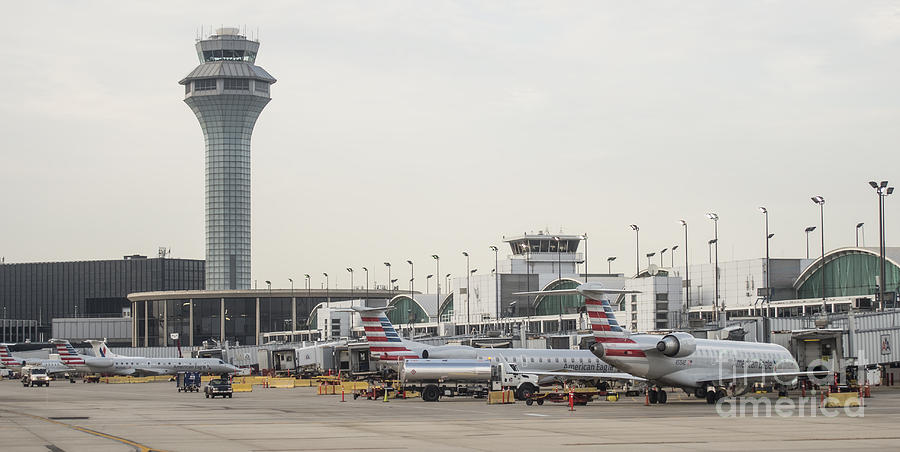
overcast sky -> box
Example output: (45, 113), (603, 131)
(1, 1), (898, 290)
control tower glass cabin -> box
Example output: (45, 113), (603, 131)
(179, 27), (276, 290)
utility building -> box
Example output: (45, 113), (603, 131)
(179, 27), (276, 290)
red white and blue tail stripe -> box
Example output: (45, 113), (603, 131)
(0, 344), (24, 367)
(360, 310), (419, 361)
(53, 340), (86, 365)
(586, 298), (645, 357)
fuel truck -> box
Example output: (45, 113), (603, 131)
(399, 359), (538, 402)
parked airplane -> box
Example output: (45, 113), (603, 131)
(50, 339), (238, 376)
(350, 307), (640, 398)
(524, 282), (828, 404)
(0, 344), (74, 375)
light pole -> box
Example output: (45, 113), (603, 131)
(671, 245), (678, 268)
(645, 252), (655, 269)
(362, 267), (369, 299)
(629, 225), (640, 276)
(706, 212), (719, 322)
(582, 233), (588, 282)
(445, 273), (451, 299)
(289, 278), (294, 330)
(679, 219), (690, 317)
(304, 274), (310, 310)
(553, 236), (563, 332)
(759, 207), (770, 303)
(520, 242), (532, 332)
(607, 256), (616, 274)
(462, 251), (470, 334)
(811, 196), (826, 311)
(383, 262), (391, 293)
(407, 260), (414, 301)
(490, 245), (499, 329)
(426, 274), (433, 293)
(804, 226), (816, 258)
(470, 268), (478, 332)
(323, 273), (329, 309)
(432, 255), (440, 316)
(856, 222), (864, 247)
(346, 268), (354, 299)
(659, 248), (667, 267)
(869, 181), (894, 310)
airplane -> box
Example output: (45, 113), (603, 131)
(350, 306), (640, 399)
(50, 339), (238, 376)
(524, 282), (830, 404)
(0, 344), (75, 376)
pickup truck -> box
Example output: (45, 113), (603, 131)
(204, 378), (233, 398)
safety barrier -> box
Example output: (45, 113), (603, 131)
(103, 376), (172, 384)
(340, 381), (369, 391)
(317, 384), (338, 395)
(232, 383), (253, 393)
(824, 392), (861, 408)
(294, 379), (313, 387)
(268, 378), (296, 389)
(488, 390), (516, 404)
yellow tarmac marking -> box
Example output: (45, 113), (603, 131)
(7, 410), (165, 452)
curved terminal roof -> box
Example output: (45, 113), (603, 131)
(533, 278), (583, 315)
(793, 247), (900, 298)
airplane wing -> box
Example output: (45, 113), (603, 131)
(508, 369), (645, 381)
(703, 370), (832, 386)
(45, 367), (75, 376)
(134, 368), (167, 376)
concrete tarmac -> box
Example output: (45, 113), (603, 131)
(0, 379), (897, 451)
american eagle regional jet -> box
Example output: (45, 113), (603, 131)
(521, 283), (830, 404)
(349, 306), (641, 399)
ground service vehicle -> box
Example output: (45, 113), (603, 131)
(177, 371), (201, 392)
(204, 378), (233, 398)
(400, 359), (539, 402)
(22, 366), (51, 387)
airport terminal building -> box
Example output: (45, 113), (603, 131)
(0, 255), (204, 342)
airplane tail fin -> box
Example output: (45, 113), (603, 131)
(50, 339), (86, 365)
(86, 339), (119, 358)
(351, 307), (418, 361)
(585, 297), (631, 342)
(515, 282), (635, 344)
(0, 344), (23, 367)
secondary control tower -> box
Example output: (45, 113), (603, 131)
(179, 27), (276, 290)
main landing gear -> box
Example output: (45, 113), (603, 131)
(704, 387), (727, 404)
(647, 386), (667, 404)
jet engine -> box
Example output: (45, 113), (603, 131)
(589, 342), (605, 359)
(655, 332), (697, 358)
(421, 346), (477, 360)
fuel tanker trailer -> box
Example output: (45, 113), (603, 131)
(400, 359), (538, 402)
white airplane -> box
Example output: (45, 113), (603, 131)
(50, 339), (238, 376)
(350, 307), (640, 399)
(525, 283), (829, 404)
(0, 344), (75, 376)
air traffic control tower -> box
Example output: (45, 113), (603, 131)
(179, 27), (276, 290)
